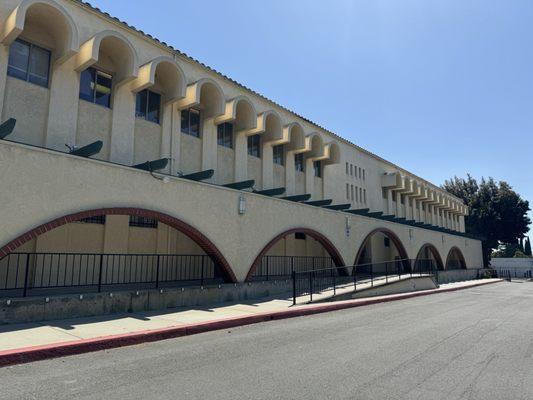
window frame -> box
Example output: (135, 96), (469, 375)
(247, 134), (261, 158)
(181, 108), (201, 138)
(79, 67), (113, 108)
(217, 122), (234, 149)
(129, 216), (158, 229)
(135, 89), (162, 124)
(313, 160), (322, 178)
(272, 144), (284, 166)
(294, 153), (305, 172)
(7, 38), (51, 88)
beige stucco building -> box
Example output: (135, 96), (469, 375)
(0, 0), (483, 295)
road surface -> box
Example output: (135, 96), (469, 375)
(1, 281), (532, 399)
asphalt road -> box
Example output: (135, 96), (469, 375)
(1, 281), (532, 400)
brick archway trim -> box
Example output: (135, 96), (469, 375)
(353, 228), (411, 271)
(245, 228), (346, 282)
(415, 243), (445, 270)
(0, 207), (237, 283)
(445, 246), (467, 270)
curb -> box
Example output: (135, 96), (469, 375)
(0, 279), (502, 367)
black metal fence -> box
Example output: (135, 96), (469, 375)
(250, 256), (336, 281)
(292, 259), (438, 304)
(0, 252), (224, 297)
(494, 267), (533, 281)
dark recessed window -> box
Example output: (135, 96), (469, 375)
(136, 89), (161, 124)
(78, 215), (106, 225)
(129, 216), (158, 228)
(295, 153), (304, 172)
(313, 160), (322, 178)
(384, 237), (390, 248)
(79, 67), (112, 108)
(295, 232), (306, 240)
(181, 108), (201, 137)
(273, 144), (284, 166)
(247, 134), (261, 157)
(217, 122), (233, 148)
(8, 39), (51, 88)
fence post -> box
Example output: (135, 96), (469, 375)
(333, 267), (336, 296)
(266, 256), (269, 281)
(201, 256), (205, 287)
(353, 265), (357, 291)
(370, 263), (374, 288)
(292, 270), (296, 306)
(22, 254), (31, 297)
(97, 254), (104, 293)
(309, 271), (313, 302)
(155, 255), (161, 288)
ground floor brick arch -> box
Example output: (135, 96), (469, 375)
(415, 243), (445, 270)
(0, 207), (237, 283)
(245, 228), (346, 281)
(353, 228), (411, 272)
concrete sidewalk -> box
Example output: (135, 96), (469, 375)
(0, 278), (502, 366)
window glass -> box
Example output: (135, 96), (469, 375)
(28, 45), (50, 87)
(180, 109), (189, 134)
(217, 123), (233, 148)
(95, 71), (112, 108)
(135, 89), (148, 119)
(313, 161), (322, 177)
(295, 232), (306, 240)
(189, 109), (200, 137)
(7, 40), (29, 81)
(294, 153), (304, 172)
(147, 91), (161, 123)
(273, 144), (284, 165)
(247, 134), (260, 157)
(79, 68), (95, 102)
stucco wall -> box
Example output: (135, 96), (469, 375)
(0, 142), (484, 282)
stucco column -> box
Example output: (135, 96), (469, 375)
(285, 151), (296, 195)
(262, 143), (274, 189)
(0, 45), (8, 120)
(234, 131), (247, 181)
(387, 189), (393, 215)
(201, 117), (217, 176)
(45, 59), (80, 150)
(161, 103), (181, 175)
(305, 158), (314, 197)
(110, 85), (136, 165)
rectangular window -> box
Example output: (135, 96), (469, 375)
(313, 161), (322, 178)
(135, 89), (161, 124)
(129, 216), (158, 228)
(363, 189), (367, 204)
(78, 215), (106, 225)
(294, 153), (304, 172)
(350, 164), (353, 176)
(346, 184), (350, 200)
(392, 192), (397, 202)
(345, 162), (349, 175)
(295, 232), (306, 240)
(247, 134), (261, 157)
(400, 194), (405, 204)
(382, 188), (388, 199)
(363, 169), (365, 180)
(217, 122), (234, 148)
(79, 67), (112, 108)
(351, 185), (355, 201)
(8, 39), (51, 88)
(384, 237), (390, 248)
(273, 144), (284, 165)
(359, 187), (363, 202)
(355, 186), (358, 202)
(358, 167), (362, 179)
(181, 109), (201, 137)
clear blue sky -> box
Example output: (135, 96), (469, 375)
(91, 0), (533, 228)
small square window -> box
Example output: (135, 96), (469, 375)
(136, 89), (161, 124)
(8, 39), (51, 88)
(79, 67), (112, 108)
(181, 109), (201, 137)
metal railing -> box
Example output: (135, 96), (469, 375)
(0, 252), (224, 297)
(494, 267), (533, 281)
(250, 256), (336, 280)
(292, 259), (438, 304)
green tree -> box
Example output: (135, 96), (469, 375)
(443, 175), (531, 267)
(525, 237), (532, 256)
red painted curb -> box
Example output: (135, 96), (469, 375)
(0, 279), (502, 367)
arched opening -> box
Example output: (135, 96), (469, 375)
(414, 244), (444, 271)
(2, 0), (78, 145)
(246, 228), (346, 281)
(233, 97), (257, 132)
(0, 208), (236, 297)
(445, 247), (467, 270)
(354, 228), (411, 273)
